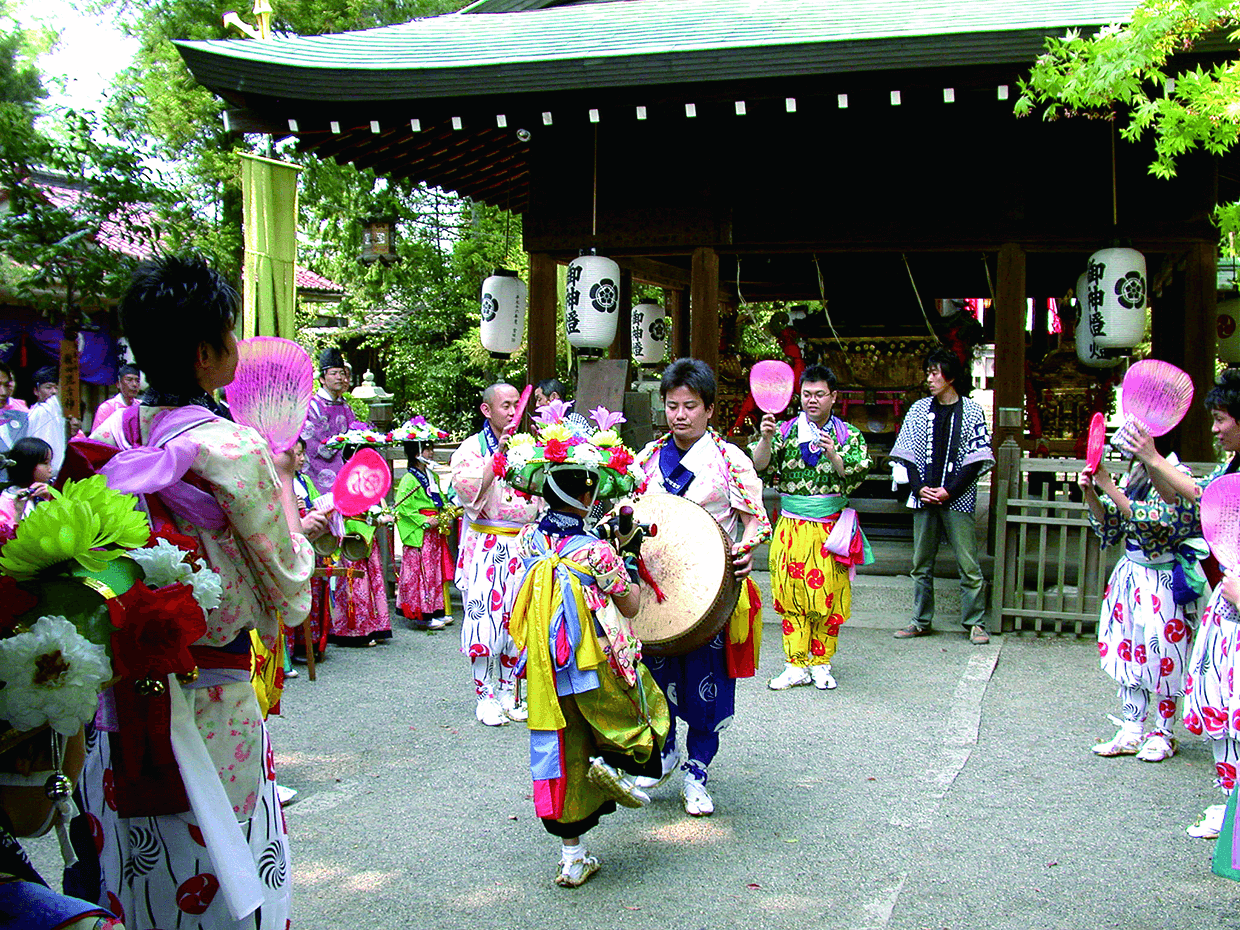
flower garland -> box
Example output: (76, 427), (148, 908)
(638, 428), (772, 555)
(496, 402), (647, 499)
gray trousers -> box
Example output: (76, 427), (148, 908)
(910, 507), (986, 630)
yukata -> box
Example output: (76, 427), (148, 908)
(395, 467), (453, 627)
(291, 471), (331, 657)
(1087, 466), (1206, 740)
(26, 395), (66, 478)
(68, 406), (313, 930)
(92, 393), (134, 434)
(634, 430), (771, 785)
(508, 513), (670, 837)
(329, 515), (392, 646)
(753, 412), (872, 669)
(300, 388), (366, 494)
(1184, 459), (1240, 796)
(450, 428), (541, 701)
(890, 395), (994, 631)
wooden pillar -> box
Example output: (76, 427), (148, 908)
(611, 269), (633, 362)
(1154, 243), (1216, 462)
(690, 246), (720, 373)
(993, 244), (1027, 449)
(527, 252), (558, 388)
(665, 287), (689, 361)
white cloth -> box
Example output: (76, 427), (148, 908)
(26, 395), (65, 477)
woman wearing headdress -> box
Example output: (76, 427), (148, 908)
(394, 418), (455, 631)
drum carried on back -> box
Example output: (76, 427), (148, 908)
(613, 494), (740, 657)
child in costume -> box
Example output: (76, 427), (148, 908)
(0, 436), (54, 527)
(504, 404), (669, 888)
(394, 417), (455, 630)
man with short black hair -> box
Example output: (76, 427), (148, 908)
(25, 366), (65, 478)
(91, 364), (141, 435)
(890, 347), (994, 644)
(301, 347), (365, 493)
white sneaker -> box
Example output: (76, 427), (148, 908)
(768, 664), (812, 691)
(1136, 734), (1176, 763)
(586, 757), (649, 808)
(634, 748), (680, 790)
(811, 664), (837, 691)
(682, 774), (714, 816)
(275, 784), (298, 806)
(1187, 803), (1228, 839)
(476, 696), (508, 727)
(499, 689), (529, 722)
(554, 853), (600, 888)
(1092, 726), (1142, 756)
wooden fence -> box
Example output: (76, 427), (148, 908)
(990, 439), (1216, 636)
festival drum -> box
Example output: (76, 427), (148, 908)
(613, 494), (740, 657)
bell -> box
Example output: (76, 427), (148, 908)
(313, 533), (342, 557)
(340, 533), (372, 562)
(176, 667), (200, 685)
(135, 677), (166, 696)
(44, 771), (73, 802)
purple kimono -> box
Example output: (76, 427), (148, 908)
(301, 388), (367, 493)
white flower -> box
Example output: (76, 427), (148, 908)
(570, 444), (605, 467)
(130, 538), (194, 588)
(507, 444), (536, 470)
(187, 566), (223, 611)
(0, 616), (110, 736)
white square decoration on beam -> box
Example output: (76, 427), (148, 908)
(890, 91), (901, 106)
(943, 88), (955, 103)
(837, 94), (848, 108)
(370, 120), (380, 133)
(542, 111), (553, 125)
(410, 119), (421, 132)
(685, 103), (697, 118)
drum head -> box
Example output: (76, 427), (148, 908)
(615, 494), (741, 656)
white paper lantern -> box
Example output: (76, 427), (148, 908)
(1218, 297), (1240, 364)
(631, 302), (668, 365)
(565, 254), (621, 351)
(1075, 272), (1122, 368)
(1083, 247), (1147, 348)
(480, 268), (526, 357)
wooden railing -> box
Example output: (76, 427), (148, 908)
(990, 439), (1217, 636)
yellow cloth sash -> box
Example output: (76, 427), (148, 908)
(730, 576), (760, 652)
(509, 553), (607, 732)
(469, 521), (520, 536)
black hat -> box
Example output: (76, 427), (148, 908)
(118, 364), (140, 379)
(318, 347), (346, 373)
(32, 366), (57, 386)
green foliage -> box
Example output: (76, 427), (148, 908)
(1016, 0), (1240, 236)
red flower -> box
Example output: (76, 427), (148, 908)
(468, 644), (490, 659)
(1117, 639), (1133, 661)
(607, 447), (634, 471)
(1232, 708), (1240, 732)
(806, 569), (825, 590)
(773, 598), (783, 613)
(508, 557), (520, 575)
(110, 581), (207, 681)
(810, 639), (826, 656)
(824, 592), (835, 610)
(1164, 617), (1187, 643)
(544, 439), (569, 463)
(1159, 699), (1177, 720)
(176, 873), (220, 915)
(486, 565), (496, 582)
(1160, 657), (1174, 678)
(1133, 588), (1142, 605)
(0, 576), (37, 632)
(492, 452), (508, 478)
(782, 619), (794, 635)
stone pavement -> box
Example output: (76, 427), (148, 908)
(30, 598), (1240, 929)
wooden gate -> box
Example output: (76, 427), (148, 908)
(990, 439), (1216, 636)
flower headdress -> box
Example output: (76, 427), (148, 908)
(325, 415), (452, 450)
(495, 404), (646, 499)
(390, 415), (450, 445)
(0, 476), (223, 857)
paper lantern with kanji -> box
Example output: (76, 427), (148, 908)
(631, 302), (668, 364)
(1218, 297), (1240, 364)
(565, 254), (621, 352)
(1075, 272), (1122, 369)
(1083, 248), (1147, 349)
(480, 268), (526, 358)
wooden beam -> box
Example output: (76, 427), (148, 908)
(1155, 243), (1217, 461)
(690, 247), (720, 375)
(617, 256), (691, 289)
(527, 252), (558, 390)
(993, 243), (1026, 448)
(665, 287), (689, 362)
(611, 269), (632, 362)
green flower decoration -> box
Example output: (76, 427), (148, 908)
(0, 476), (150, 579)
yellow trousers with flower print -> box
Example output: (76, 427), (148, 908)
(770, 515), (851, 667)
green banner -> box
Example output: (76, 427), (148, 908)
(241, 153), (301, 339)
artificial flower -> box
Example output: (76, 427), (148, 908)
(0, 576), (38, 633)
(129, 537), (194, 589)
(507, 432), (535, 448)
(539, 423), (571, 443)
(592, 428), (622, 448)
(571, 444), (605, 467)
(589, 407), (626, 431)
(0, 615), (110, 736)
(544, 439), (569, 463)
(608, 447), (634, 471)
(534, 399), (572, 426)
(187, 567), (223, 611)
(0, 477), (149, 579)
(506, 444), (536, 470)
(110, 581), (206, 680)
(492, 452), (509, 478)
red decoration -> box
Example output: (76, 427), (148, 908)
(607, 447), (634, 471)
(109, 581), (206, 681)
(176, 872), (220, 915)
(0, 576), (38, 632)
(492, 452), (508, 478)
(544, 439), (569, 463)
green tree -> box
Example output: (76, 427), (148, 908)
(1016, 0), (1240, 234)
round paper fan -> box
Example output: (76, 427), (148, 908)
(1201, 473), (1240, 572)
(750, 360), (795, 414)
(1083, 412), (1106, 475)
(333, 448), (392, 516)
(225, 337), (314, 454)
(1121, 359), (1194, 437)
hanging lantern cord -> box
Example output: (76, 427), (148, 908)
(1111, 118), (1118, 229)
(592, 125), (599, 238)
(812, 254), (846, 352)
(902, 253), (938, 338)
(735, 256), (745, 305)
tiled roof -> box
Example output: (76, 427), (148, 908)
(295, 266), (345, 292)
(177, 0), (1141, 102)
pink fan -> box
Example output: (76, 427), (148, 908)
(750, 360), (795, 414)
(509, 384), (533, 433)
(332, 448), (392, 516)
(1121, 359), (1194, 437)
(225, 337), (314, 454)
(1083, 412), (1106, 475)
(1201, 474), (1240, 572)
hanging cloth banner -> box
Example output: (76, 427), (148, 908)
(240, 153), (301, 339)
